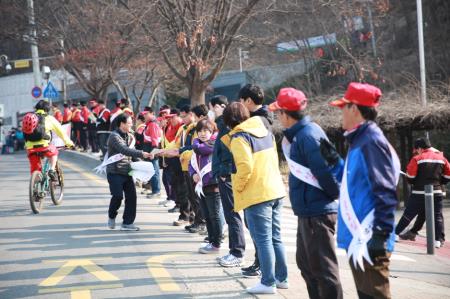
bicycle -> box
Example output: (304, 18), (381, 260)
(28, 151), (64, 214)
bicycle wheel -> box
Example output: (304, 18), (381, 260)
(50, 162), (64, 205)
(29, 171), (44, 214)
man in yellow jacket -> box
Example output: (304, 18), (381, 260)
(221, 102), (288, 295)
(23, 100), (74, 180)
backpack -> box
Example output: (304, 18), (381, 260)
(24, 113), (51, 142)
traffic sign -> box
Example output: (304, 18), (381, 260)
(31, 86), (42, 98)
(43, 81), (59, 99)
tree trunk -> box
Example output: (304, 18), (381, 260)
(189, 82), (206, 106)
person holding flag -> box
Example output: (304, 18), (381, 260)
(328, 82), (400, 299)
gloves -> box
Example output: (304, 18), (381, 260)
(367, 229), (389, 261)
(319, 138), (340, 167)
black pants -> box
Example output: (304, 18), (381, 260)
(172, 170), (191, 221)
(162, 167), (174, 201)
(97, 132), (110, 157)
(296, 214), (343, 299)
(184, 172), (203, 224)
(349, 252), (392, 299)
(218, 177), (245, 258)
(88, 126), (98, 152)
(107, 173), (137, 225)
(395, 193), (445, 241)
(79, 124), (88, 150)
(200, 190), (223, 247)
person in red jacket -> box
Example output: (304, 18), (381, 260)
(142, 107), (162, 197)
(71, 102), (82, 148)
(52, 103), (63, 123)
(78, 101), (90, 152)
(62, 103), (72, 125)
(395, 138), (450, 248)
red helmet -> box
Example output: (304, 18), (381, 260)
(22, 113), (39, 134)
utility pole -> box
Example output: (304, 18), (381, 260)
(239, 48), (243, 72)
(416, 0), (427, 107)
(366, 2), (377, 57)
(60, 39), (68, 104)
(27, 0), (41, 88)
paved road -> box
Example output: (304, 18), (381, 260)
(0, 152), (449, 299)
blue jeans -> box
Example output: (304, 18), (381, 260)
(149, 158), (161, 194)
(244, 198), (288, 286)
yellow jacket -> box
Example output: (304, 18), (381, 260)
(25, 110), (74, 150)
(166, 123), (197, 171)
(221, 116), (285, 212)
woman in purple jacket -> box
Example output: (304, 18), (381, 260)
(189, 119), (223, 254)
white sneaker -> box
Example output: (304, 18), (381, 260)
(275, 279), (289, 289)
(164, 201), (176, 208)
(395, 234), (399, 242)
(158, 199), (168, 205)
(218, 254), (244, 267)
(198, 243), (220, 254)
(434, 240), (442, 248)
(246, 282), (276, 294)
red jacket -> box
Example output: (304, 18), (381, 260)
(96, 107), (111, 131)
(81, 106), (90, 124)
(62, 108), (72, 123)
(406, 148), (450, 192)
(165, 122), (182, 143)
(143, 118), (162, 147)
(71, 108), (82, 123)
(53, 108), (63, 123)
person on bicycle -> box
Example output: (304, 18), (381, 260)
(23, 100), (74, 181)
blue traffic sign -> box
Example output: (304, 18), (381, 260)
(31, 86), (42, 98)
(43, 81), (59, 99)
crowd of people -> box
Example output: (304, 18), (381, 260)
(30, 82), (449, 298)
(0, 126), (25, 154)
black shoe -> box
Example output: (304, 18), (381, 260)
(185, 224), (194, 231)
(399, 230), (417, 241)
(204, 236), (209, 242)
(242, 267), (261, 278)
(188, 224), (206, 233)
(241, 262), (259, 272)
(48, 169), (58, 182)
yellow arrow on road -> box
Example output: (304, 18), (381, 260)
(40, 259), (119, 287)
(39, 258), (121, 299)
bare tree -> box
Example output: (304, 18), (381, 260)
(36, 0), (143, 103)
(124, 0), (266, 105)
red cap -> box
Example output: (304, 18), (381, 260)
(268, 88), (307, 112)
(158, 108), (170, 116)
(330, 82), (382, 108)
